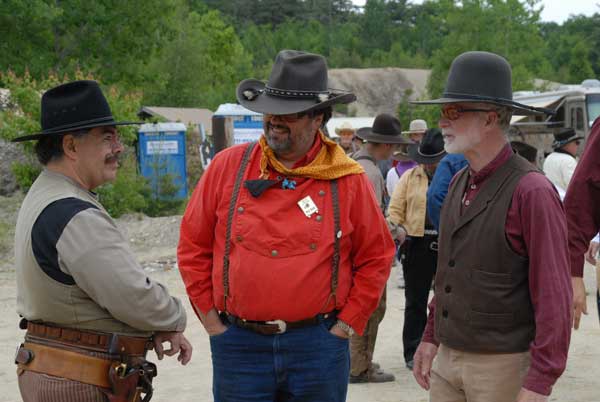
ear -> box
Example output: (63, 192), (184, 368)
(62, 135), (78, 160)
(485, 110), (499, 127)
(312, 113), (324, 129)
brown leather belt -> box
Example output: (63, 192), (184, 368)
(16, 341), (114, 388)
(223, 311), (337, 335)
(26, 322), (151, 356)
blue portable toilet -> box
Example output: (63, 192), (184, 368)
(214, 103), (263, 144)
(138, 122), (188, 200)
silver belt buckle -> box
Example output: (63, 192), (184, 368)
(266, 319), (287, 334)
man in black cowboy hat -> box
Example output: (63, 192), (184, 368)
(346, 113), (411, 383)
(410, 51), (572, 402)
(543, 128), (582, 194)
(12, 80), (191, 402)
(388, 128), (445, 372)
(177, 50), (395, 401)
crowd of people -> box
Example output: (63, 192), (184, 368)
(10, 48), (600, 402)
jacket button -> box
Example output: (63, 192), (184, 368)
(236, 235), (243, 242)
(237, 206), (244, 213)
(318, 190), (326, 196)
(309, 243), (317, 250)
(448, 260), (455, 267)
(445, 285), (451, 293)
(316, 215), (323, 222)
(271, 250), (278, 257)
(442, 310), (449, 318)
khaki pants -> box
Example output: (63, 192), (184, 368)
(430, 344), (530, 402)
(18, 370), (108, 402)
(350, 288), (386, 375)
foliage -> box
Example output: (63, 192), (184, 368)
(11, 161), (42, 192)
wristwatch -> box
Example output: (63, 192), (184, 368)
(333, 320), (355, 337)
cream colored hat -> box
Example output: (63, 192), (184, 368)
(402, 119), (428, 135)
(335, 121), (355, 134)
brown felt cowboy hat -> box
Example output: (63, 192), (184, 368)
(236, 50), (356, 115)
(356, 114), (412, 144)
(411, 51), (552, 116)
(12, 80), (141, 142)
(407, 128), (446, 164)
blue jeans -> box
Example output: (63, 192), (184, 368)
(210, 315), (350, 402)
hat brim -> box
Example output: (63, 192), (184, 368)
(12, 120), (143, 142)
(236, 79), (356, 115)
(553, 136), (584, 149)
(356, 127), (413, 144)
(401, 129), (426, 135)
(407, 143), (447, 164)
(410, 96), (550, 116)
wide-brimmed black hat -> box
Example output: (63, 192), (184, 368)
(407, 128), (446, 164)
(411, 51), (551, 116)
(236, 50), (356, 115)
(552, 128), (583, 149)
(356, 114), (412, 144)
(12, 80), (141, 142)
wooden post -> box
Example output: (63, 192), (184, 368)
(212, 115), (234, 153)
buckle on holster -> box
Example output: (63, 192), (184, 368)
(266, 319), (287, 334)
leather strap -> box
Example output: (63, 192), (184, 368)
(17, 342), (114, 388)
(26, 322), (150, 356)
(224, 312), (336, 335)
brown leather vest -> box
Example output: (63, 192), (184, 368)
(435, 153), (537, 353)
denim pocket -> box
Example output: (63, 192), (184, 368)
(208, 323), (233, 340)
(319, 321), (349, 342)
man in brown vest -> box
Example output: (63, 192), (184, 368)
(409, 52), (572, 402)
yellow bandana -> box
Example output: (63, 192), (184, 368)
(258, 130), (364, 180)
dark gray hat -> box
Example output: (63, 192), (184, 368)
(236, 50), (356, 115)
(552, 128), (583, 149)
(407, 128), (446, 164)
(356, 113), (412, 144)
(411, 51), (552, 116)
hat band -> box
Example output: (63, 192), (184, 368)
(265, 85), (329, 99)
(43, 115), (115, 133)
(418, 148), (445, 158)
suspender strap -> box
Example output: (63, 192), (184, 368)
(330, 179), (340, 306)
(223, 142), (256, 312)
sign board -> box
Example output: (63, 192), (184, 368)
(147, 140), (179, 155)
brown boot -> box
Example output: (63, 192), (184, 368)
(349, 367), (395, 383)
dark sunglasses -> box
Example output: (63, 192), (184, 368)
(266, 111), (312, 123)
(441, 105), (497, 121)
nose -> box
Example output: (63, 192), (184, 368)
(112, 138), (124, 153)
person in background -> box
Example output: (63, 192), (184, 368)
(387, 128), (446, 371)
(348, 113), (411, 383)
(335, 121), (357, 154)
(403, 119), (428, 143)
(543, 128), (582, 193)
(411, 51), (572, 402)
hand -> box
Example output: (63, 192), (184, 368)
(151, 331), (193, 365)
(397, 226), (407, 245)
(572, 277), (588, 329)
(329, 325), (350, 339)
(196, 307), (228, 337)
(412, 342), (438, 390)
(585, 241), (599, 266)
(515, 388), (548, 402)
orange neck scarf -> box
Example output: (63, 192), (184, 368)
(258, 130), (364, 180)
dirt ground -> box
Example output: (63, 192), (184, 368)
(0, 211), (599, 401)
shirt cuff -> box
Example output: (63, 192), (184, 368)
(522, 367), (554, 396)
(570, 253), (585, 277)
(337, 308), (369, 336)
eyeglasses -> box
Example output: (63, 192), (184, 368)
(266, 112), (311, 123)
(441, 105), (497, 121)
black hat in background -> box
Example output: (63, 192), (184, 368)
(510, 141), (538, 164)
(552, 128), (583, 149)
(12, 80), (141, 142)
(407, 128), (447, 164)
(356, 113), (412, 144)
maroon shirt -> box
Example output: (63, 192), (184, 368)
(423, 144), (572, 396)
(564, 117), (600, 277)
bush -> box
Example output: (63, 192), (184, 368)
(96, 155), (148, 218)
(11, 161), (41, 192)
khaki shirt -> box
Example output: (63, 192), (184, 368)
(387, 165), (428, 237)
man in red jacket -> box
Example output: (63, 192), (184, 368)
(177, 50), (395, 402)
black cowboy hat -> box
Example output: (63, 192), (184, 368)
(236, 50), (356, 115)
(510, 141), (538, 164)
(411, 51), (552, 116)
(407, 128), (446, 164)
(356, 113), (412, 144)
(552, 128), (583, 149)
(12, 80), (141, 142)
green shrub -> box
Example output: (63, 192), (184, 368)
(11, 161), (41, 192)
(96, 156), (148, 218)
